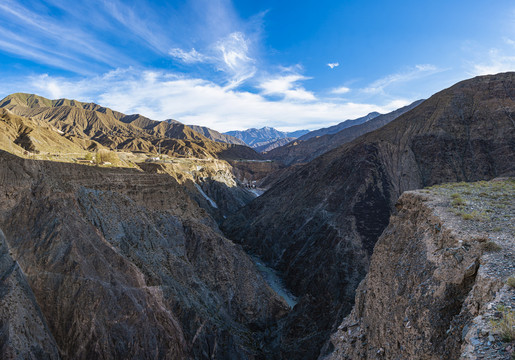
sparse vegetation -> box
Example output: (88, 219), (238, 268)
(451, 193), (465, 207)
(84, 152), (93, 161)
(481, 241), (502, 252)
(427, 179), (515, 239)
(462, 212), (474, 220)
(507, 276), (515, 289)
(459, 210), (490, 221)
(473, 235), (489, 243)
(95, 149), (120, 165)
(491, 305), (515, 342)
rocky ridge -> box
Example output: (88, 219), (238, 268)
(297, 111), (380, 141)
(186, 125), (247, 146)
(326, 178), (515, 360)
(0, 93), (260, 160)
(264, 100), (423, 165)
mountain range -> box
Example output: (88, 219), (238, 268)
(264, 100), (424, 165)
(297, 111), (380, 141)
(0, 93), (259, 160)
(224, 127), (309, 151)
(183, 124), (247, 145)
(0, 72), (514, 360)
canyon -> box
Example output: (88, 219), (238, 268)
(0, 72), (514, 359)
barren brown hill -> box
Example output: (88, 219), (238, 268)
(187, 124), (247, 145)
(222, 72), (515, 359)
(0, 107), (95, 155)
(0, 93), (261, 160)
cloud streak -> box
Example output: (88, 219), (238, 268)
(361, 64), (442, 95)
(469, 48), (515, 76)
(331, 86), (350, 95)
(0, 0), (133, 72)
(25, 69), (407, 132)
(169, 48), (209, 64)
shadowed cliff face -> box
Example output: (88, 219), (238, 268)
(0, 229), (61, 360)
(222, 72), (515, 359)
(0, 150), (288, 359)
(327, 180), (515, 360)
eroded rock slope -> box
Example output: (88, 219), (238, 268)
(0, 150), (288, 359)
(326, 179), (515, 360)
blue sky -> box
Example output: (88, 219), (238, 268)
(1, 0), (514, 131)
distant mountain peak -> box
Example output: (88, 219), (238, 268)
(224, 126), (309, 149)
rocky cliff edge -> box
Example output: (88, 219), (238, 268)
(325, 178), (515, 360)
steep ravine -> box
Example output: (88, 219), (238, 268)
(325, 179), (515, 360)
(0, 150), (289, 359)
(222, 72), (515, 359)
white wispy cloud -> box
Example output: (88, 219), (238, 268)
(327, 62), (339, 69)
(470, 48), (515, 75)
(331, 86), (351, 95)
(259, 74), (316, 101)
(101, 0), (170, 53)
(24, 69), (406, 132)
(169, 48), (208, 64)
(362, 64), (442, 95)
(0, 28), (95, 75)
(503, 37), (515, 47)
(169, 32), (257, 87)
(215, 32), (256, 87)
(0, 0), (131, 72)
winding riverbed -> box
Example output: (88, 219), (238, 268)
(251, 256), (297, 308)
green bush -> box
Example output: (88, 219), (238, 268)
(451, 194), (465, 207)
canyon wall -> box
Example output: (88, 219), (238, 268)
(326, 180), (514, 360)
(0, 150), (288, 359)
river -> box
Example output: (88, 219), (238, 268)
(251, 256), (297, 308)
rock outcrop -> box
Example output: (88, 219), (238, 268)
(0, 150), (288, 359)
(222, 72), (515, 358)
(137, 159), (257, 221)
(326, 179), (515, 360)
(227, 160), (286, 186)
